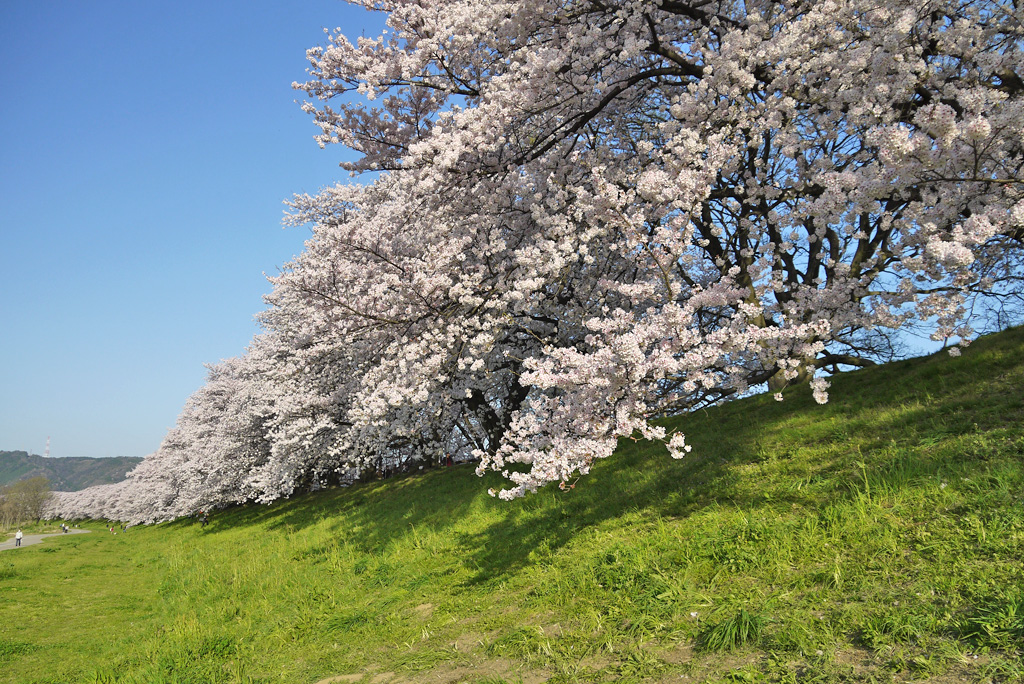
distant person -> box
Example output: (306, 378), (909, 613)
(15, 529), (23, 547)
(200, 513), (209, 528)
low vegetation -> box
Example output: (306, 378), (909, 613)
(2, 328), (1023, 683)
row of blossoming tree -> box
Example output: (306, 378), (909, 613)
(51, 0), (1023, 523)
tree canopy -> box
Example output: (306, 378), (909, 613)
(2, 477), (52, 527)
(52, 0), (1024, 522)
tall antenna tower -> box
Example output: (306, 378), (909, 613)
(44, 436), (50, 458)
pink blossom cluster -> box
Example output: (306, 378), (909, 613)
(51, 0), (1024, 520)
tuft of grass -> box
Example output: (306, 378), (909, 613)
(960, 589), (1024, 650)
(698, 609), (767, 653)
(0, 639), (37, 660)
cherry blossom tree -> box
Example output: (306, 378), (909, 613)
(51, 0), (1024, 520)
(51, 333), (364, 523)
(279, 0), (1024, 498)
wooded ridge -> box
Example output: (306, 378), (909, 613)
(0, 451), (141, 491)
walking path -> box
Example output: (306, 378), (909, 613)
(0, 528), (90, 551)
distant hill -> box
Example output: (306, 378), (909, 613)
(0, 451), (143, 491)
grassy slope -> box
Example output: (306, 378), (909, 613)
(1, 329), (1022, 684)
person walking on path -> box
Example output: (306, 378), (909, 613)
(1, 528), (89, 552)
(14, 529), (23, 547)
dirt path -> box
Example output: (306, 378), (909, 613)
(0, 528), (90, 551)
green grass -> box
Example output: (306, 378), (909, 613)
(3, 328), (1024, 683)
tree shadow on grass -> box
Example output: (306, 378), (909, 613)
(200, 446), (731, 583)
(205, 327), (1023, 586)
(458, 332), (1021, 583)
(227, 428), (756, 584)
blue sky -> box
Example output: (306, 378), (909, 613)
(1, 1), (381, 459)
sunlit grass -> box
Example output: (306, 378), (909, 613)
(1, 327), (1022, 683)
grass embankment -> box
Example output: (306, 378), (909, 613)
(2, 329), (1023, 684)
